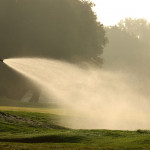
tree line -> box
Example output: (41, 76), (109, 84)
(103, 18), (150, 97)
(1, 0), (150, 102)
(0, 0), (107, 102)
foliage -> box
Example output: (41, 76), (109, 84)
(118, 18), (150, 44)
(103, 21), (150, 70)
(103, 19), (150, 97)
(0, 0), (107, 101)
(0, 0), (106, 62)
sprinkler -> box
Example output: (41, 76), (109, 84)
(0, 59), (4, 62)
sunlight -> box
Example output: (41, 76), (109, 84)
(91, 0), (150, 25)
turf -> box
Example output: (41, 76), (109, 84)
(0, 98), (150, 149)
(0, 109), (150, 150)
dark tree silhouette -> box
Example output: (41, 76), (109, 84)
(0, 0), (107, 62)
(0, 0), (107, 102)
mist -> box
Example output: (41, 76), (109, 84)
(1, 0), (150, 131)
(4, 58), (150, 130)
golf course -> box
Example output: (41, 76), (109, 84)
(1, 0), (150, 149)
(0, 98), (150, 150)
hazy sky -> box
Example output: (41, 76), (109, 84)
(91, 0), (150, 26)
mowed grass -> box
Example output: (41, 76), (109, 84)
(0, 99), (150, 149)
(0, 106), (69, 116)
(0, 97), (77, 116)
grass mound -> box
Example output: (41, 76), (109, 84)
(0, 111), (65, 132)
(0, 109), (150, 149)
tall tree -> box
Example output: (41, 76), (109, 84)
(103, 23), (150, 96)
(0, 0), (107, 62)
(103, 26), (144, 69)
(0, 0), (107, 102)
(118, 18), (150, 44)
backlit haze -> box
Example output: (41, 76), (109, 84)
(5, 58), (150, 130)
(2, 0), (150, 130)
(91, 0), (150, 26)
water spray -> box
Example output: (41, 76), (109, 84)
(4, 58), (150, 130)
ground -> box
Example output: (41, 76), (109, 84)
(0, 98), (150, 150)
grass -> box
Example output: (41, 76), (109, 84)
(0, 99), (150, 149)
(0, 97), (57, 108)
(0, 97), (75, 116)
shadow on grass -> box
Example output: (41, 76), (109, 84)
(0, 135), (83, 143)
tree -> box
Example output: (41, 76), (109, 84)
(103, 25), (148, 69)
(103, 23), (150, 96)
(0, 0), (107, 62)
(118, 18), (150, 44)
(0, 0), (107, 102)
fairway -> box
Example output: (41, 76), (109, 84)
(0, 106), (68, 115)
(0, 106), (150, 150)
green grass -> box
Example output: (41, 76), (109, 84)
(0, 99), (150, 150)
(0, 110), (150, 149)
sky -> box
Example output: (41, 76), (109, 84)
(91, 0), (150, 26)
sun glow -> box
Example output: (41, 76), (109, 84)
(91, 0), (150, 26)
